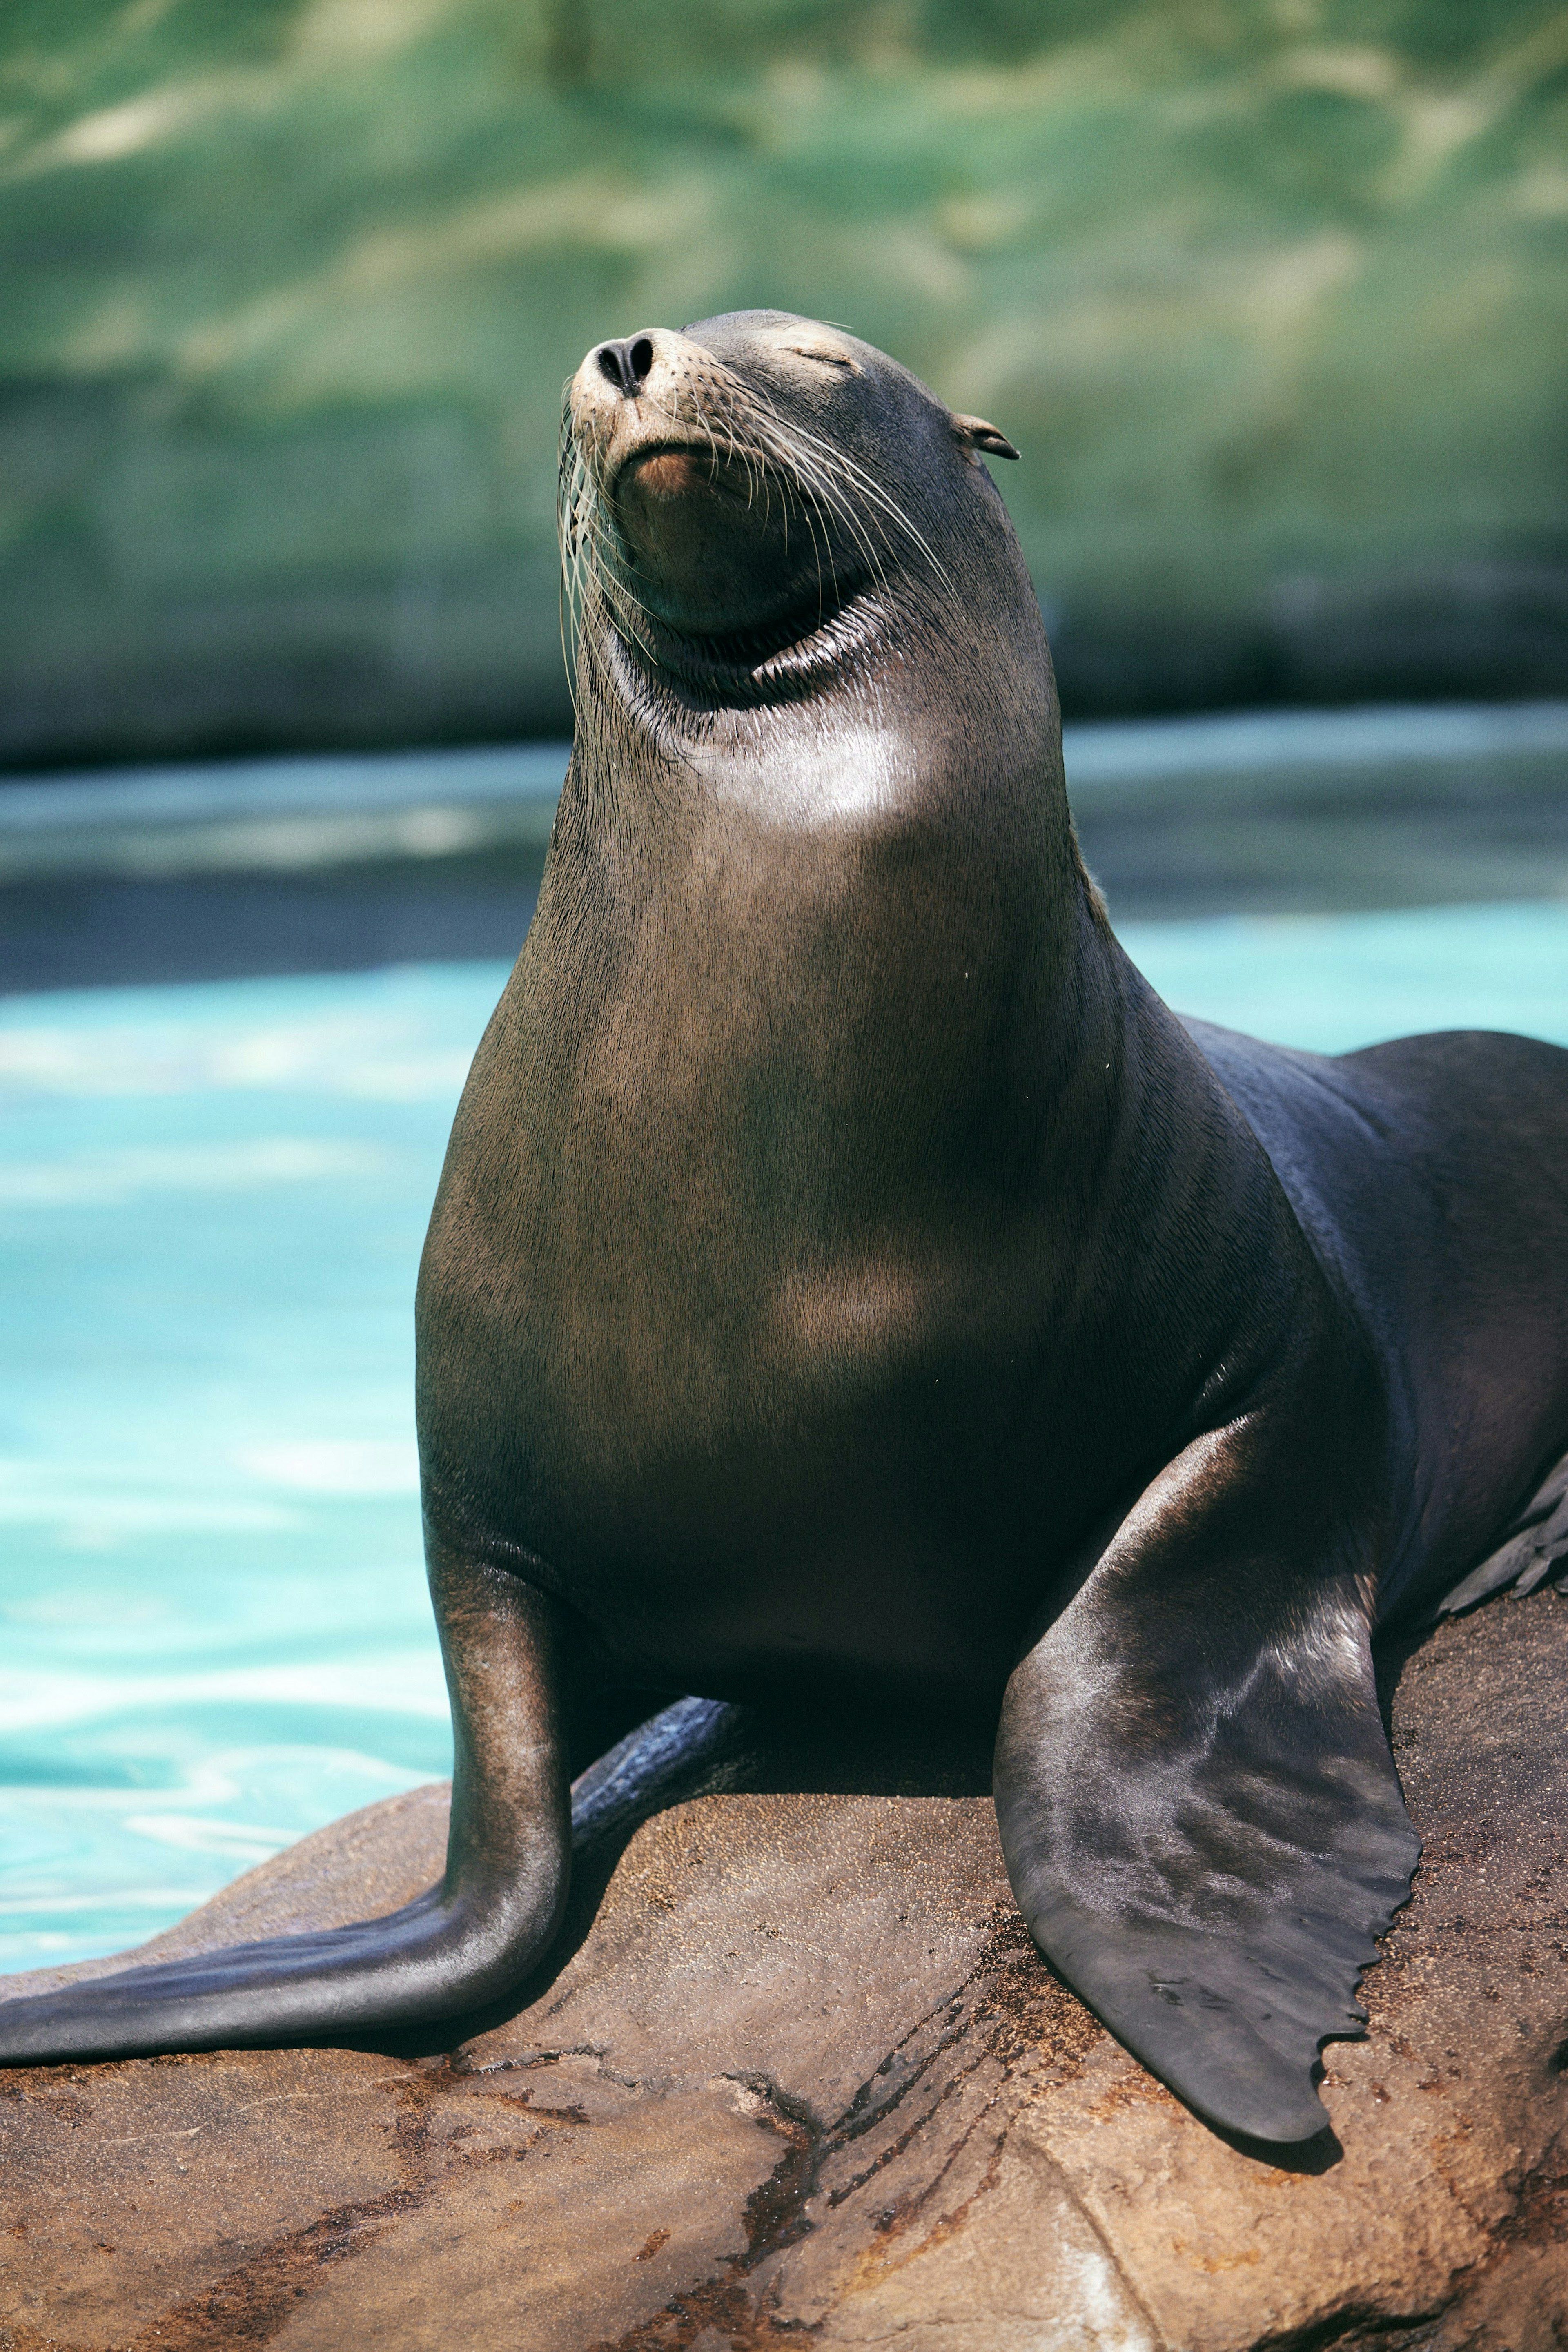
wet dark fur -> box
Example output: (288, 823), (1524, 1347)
(3, 312), (1566, 2149)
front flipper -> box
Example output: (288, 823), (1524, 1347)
(996, 1422), (1419, 2146)
(0, 1556), (573, 2062)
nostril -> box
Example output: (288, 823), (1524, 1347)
(592, 337), (655, 397)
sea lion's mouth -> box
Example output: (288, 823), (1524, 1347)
(612, 441), (721, 500)
(608, 437), (777, 513)
(623, 448), (704, 498)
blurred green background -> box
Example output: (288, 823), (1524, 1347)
(2, 0), (1566, 768)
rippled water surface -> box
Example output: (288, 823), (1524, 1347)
(4, 899), (1567, 1971)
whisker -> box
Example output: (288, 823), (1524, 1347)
(743, 383), (953, 596)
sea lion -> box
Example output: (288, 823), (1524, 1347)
(3, 311), (1567, 2149)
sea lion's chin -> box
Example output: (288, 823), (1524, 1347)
(610, 446), (823, 634)
(613, 515), (819, 644)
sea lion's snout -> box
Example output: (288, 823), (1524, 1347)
(566, 325), (702, 481)
(564, 320), (858, 638)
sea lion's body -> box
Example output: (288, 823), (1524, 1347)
(4, 312), (1566, 2148)
(426, 908), (1568, 1712)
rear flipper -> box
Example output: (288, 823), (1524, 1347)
(996, 1419), (1420, 2146)
(570, 1693), (748, 1854)
(1440, 1441), (1568, 1614)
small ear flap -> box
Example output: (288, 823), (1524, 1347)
(951, 412), (1020, 461)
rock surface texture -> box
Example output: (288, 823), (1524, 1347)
(2, 1592), (1565, 2351)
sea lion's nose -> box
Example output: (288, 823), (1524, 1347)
(594, 336), (656, 398)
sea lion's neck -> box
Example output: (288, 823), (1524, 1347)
(561, 586), (1086, 910)
(527, 601), (1127, 1228)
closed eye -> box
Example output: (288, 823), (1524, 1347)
(785, 343), (859, 372)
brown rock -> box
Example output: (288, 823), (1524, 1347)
(2, 1596), (1566, 2350)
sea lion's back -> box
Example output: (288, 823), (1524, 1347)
(1186, 1017), (1568, 1616)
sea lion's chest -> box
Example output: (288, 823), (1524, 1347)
(431, 996), (1027, 1530)
(416, 825), (1089, 1690)
(424, 1133), (1047, 1701)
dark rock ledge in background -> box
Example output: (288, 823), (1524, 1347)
(1, 1592), (1565, 2352)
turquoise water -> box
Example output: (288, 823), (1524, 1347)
(4, 898), (1566, 1973)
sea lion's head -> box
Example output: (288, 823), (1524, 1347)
(561, 309), (1026, 713)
